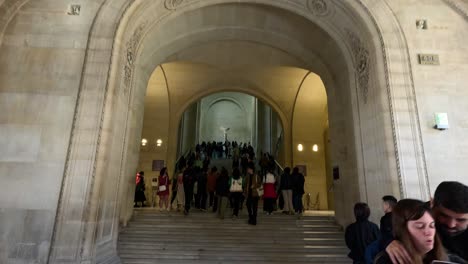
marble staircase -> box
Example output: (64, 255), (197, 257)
(118, 209), (349, 264)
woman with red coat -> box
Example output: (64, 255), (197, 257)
(263, 167), (277, 215)
(158, 167), (170, 211)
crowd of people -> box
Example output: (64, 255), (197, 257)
(134, 141), (468, 264)
(134, 142), (306, 226)
(344, 181), (468, 264)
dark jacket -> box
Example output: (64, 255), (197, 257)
(197, 171), (207, 193)
(216, 173), (230, 197)
(183, 167), (195, 190)
(345, 220), (380, 263)
(438, 225), (468, 262)
(291, 172), (305, 195)
(280, 171), (292, 190)
(244, 173), (262, 198)
(380, 212), (393, 248)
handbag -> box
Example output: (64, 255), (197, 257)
(230, 178), (243, 192)
(158, 176), (167, 192)
(256, 186), (264, 197)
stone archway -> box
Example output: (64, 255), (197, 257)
(47, 1), (430, 263)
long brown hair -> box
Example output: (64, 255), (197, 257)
(392, 199), (447, 264)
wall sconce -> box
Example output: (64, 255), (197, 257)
(141, 138), (148, 146)
(297, 144), (303, 152)
(156, 139), (163, 147)
(312, 144), (319, 152)
(434, 113), (449, 130)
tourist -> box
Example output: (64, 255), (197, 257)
(134, 171), (146, 207)
(229, 167), (243, 218)
(291, 167), (305, 215)
(374, 199), (449, 264)
(157, 167), (170, 211)
(280, 167), (294, 215)
(207, 166), (218, 212)
(245, 162), (262, 225)
(263, 166), (277, 215)
(196, 166), (208, 211)
(385, 181), (468, 263)
(345, 202), (380, 264)
(183, 161), (195, 215)
(174, 162), (185, 211)
(365, 195), (398, 264)
(216, 167), (230, 219)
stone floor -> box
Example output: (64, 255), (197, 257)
(118, 208), (350, 263)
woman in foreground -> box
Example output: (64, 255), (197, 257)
(374, 199), (448, 264)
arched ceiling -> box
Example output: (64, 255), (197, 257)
(135, 2), (349, 91)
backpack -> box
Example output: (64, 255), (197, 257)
(230, 178), (243, 192)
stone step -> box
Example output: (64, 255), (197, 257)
(118, 210), (348, 263)
(119, 253), (350, 262)
(124, 226), (341, 233)
(118, 246), (348, 254)
(119, 238), (345, 246)
(119, 241), (346, 249)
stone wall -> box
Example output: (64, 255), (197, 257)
(385, 0), (468, 194)
(1, 0), (468, 263)
(0, 1), (97, 262)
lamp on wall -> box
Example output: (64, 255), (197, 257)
(141, 138), (148, 146)
(312, 144), (319, 152)
(297, 144), (303, 152)
(156, 139), (163, 147)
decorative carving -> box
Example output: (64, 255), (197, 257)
(307, 0), (329, 16)
(346, 29), (370, 104)
(68, 4), (81, 16)
(123, 23), (146, 92)
(165, 0), (185, 10)
(416, 19), (428, 30)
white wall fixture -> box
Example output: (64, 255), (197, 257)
(156, 139), (163, 147)
(434, 113), (449, 130)
(297, 144), (303, 152)
(312, 144), (319, 152)
(141, 138), (148, 146)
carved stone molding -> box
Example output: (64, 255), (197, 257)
(307, 0), (331, 16)
(443, 0), (468, 21)
(0, 0), (30, 46)
(123, 23), (146, 93)
(164, 0), (185, 10)
(345, 29), (370, 104)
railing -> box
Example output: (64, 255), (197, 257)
(274, 130), (284, 158)
(173, 147), (192, 176)
(273, 158), (284, 176)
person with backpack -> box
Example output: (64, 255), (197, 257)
(229, 167), (244, 218)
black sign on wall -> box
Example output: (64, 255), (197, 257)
(333, 166), (340, 180)
(152, 160), (165, 171)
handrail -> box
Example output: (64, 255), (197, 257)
(274, 130), (284, 158)
(173, 147), (192, 176)
(274, 159), (284, 172)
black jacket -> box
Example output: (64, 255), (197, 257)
(280, 172), (292, 190)
(380, 212), (393, 248)
(291, 172), (305, 195)
(345, 220), (380, 262)
(438, 225), (468, 262)
(216, 174), (230, 197)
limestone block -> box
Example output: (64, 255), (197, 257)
(0, 124), (41, 162)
